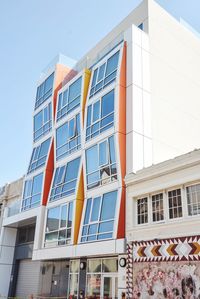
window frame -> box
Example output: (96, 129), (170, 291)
(44, 201), (73, 247)
(35, 72), (54, 110)
(185, 182), (200, 217)
(85, 135), (117, 190)
(168, 188), (183, 220)
(80, 190), (118, 243)
(56, 114), (81, 161)
(137, 197), (148, 225)
(49, 157), (81, 202)
(28, 138), (51, 174)
(89, 50), (120, 99)
(56, 76), (82, 121)
(33, 102), (52, 142)
(86, 89), (115, 141)
(21, 173), (44, 211)
(151, 193), (164, 223)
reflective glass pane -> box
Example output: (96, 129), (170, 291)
(39, 138), (50, 157)
(97, 63), (106, 82)
(63, 89), (68, 106)
(88, 259), (101, 273)
(44, 73), (54, 93)
(43, 106), (49, 123)
(69, 274), (79, 296)
(32, 173), (43, 194)
(60, 205), (67, 228)
(46, 207), (60, 232)
(70, 260), (80, 273)
(100, 191), (117, 221)
(34, 111), (43, 131)
(88, 224), (98, 235)
(102, 258), (118, 272)
(68, 118), (75, 138)
(93, 101), (100, 122)
(103, 277), (112, 298)
(86, 145), (98, 173)
(91, 69), (98, 88)
(91, 197), (101, 222)
(45, 231), (58, 242)
(105, 51), (119, 76)
(87, 274), (101, 297)
(24, 180), (32, 198)
(101, 90), (114, 117)
(87, 105), (92, 127)
(56, 123), (68, 148)
(99, 141), (108, 166)
(84, 199), (92, 224)
(99, 221), (114, 233)
(97, 233), (112, 240)
(109, 136), (116, 163)
(54, 166), (65, 185)
(65, 157), (80, 181)
(68, 77), (82, 103)
(68, 202), (73, 227)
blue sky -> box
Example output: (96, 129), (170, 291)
(0, 0), (200, 186)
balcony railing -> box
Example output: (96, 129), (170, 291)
(7, 200), (21, 217)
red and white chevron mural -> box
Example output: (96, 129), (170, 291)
(132, 235), (200, 262)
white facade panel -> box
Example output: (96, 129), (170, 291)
(132, 132), (144, 172)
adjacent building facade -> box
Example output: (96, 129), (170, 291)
(126, 149), (200, 298)
(1, 0), (200, 297)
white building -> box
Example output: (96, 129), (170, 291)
(126, 149), (200, 298)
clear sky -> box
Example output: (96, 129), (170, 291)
(0, 0), (200, 186)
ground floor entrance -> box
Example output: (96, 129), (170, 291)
(12, 255), (126, 298)
(86, 258), (118, 299)
(102, 274), (118, 299)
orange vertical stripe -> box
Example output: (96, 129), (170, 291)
(117, 43), (127, 238)
(42, 140), (54, 206)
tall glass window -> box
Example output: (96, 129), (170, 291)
(56, 114), (81, 160)
(57, 77), (82, 121)
(86, 90), (114, 141)
(21, 173), (43, 211)
(45, 202), (73, 247)
(28, 138), (51, 173)
(81, 190), (117, 243)
(168, 189), (182, 219)
(89, 51), (120, 98)
(50, 157), (81, 201)
(152, 193), (164, 222)
(35, 73), (54, 109)
(137, 198), (148, 224)
(34, 103), (52, 142)
(186, 184), (200, 216)
(86, 136), (117, 189)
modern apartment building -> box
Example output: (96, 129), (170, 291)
(1, 0), (200, 297)
(126, 149), (200, 299)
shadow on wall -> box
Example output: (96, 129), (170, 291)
(133, 261), (200, 299)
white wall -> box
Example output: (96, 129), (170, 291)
(125, 25), (153, 174)
(148, 0), (200, 164)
